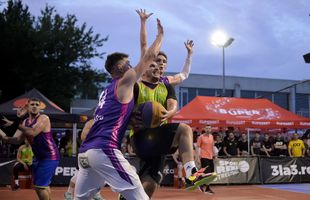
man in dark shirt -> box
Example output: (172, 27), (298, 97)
(223, 132), (239, 156)
(238, 133), (249, 156)
(251, 133), (262, 156)
(261, 134), (273, 157)
(273, 133), (287, 157)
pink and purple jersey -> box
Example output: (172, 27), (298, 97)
(159, 76), (169, 85)
(79, 79), (134, 152)
(25, 115), (59, 161)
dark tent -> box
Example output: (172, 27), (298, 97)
(0, 88), (79, 123)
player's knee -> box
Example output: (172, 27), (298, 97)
(178, 123), (193, 139)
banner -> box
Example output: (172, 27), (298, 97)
(260, 157), (310, 183)
(213, 157), (260, 184)
(51, 157), (78, 185)
(0, 158), (16, 186)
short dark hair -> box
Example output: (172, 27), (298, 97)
(157, 51), (168, 60)
(105, 52), (129, 74)
(28, 97), (41, 103)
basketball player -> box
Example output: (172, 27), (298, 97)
(74, 18), (163, 200)
(1, 98), (60, 200)
(128, 59), (215, 198)
(136, 9), (193, 86)
(64, 119), (104, 200)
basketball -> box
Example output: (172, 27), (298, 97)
(137, 101), (166, 128)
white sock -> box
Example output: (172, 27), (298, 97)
(15, 179), (19, 186)
(67, 186), (74, 194)
(183, 161), (197, 178)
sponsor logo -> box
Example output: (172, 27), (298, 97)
(163, 164), (175, 175)
(171, 120), (192, 124)
(251, 121), (270, 125)
(199, 120), (219, 125)
(271, 165), (310, 176)
(300, 122), (310, 126)
(215, 160), (250, 180)
(226, 120), (245, 125)
(276, 122), (294, 126)
(54, 167), (78, 176)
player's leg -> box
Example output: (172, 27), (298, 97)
(32, 159), (59, 200)
(64, 171), (78, 200)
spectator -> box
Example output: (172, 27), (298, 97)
(238, 133), (249, 156)
(251, 133), (262, 156)
(273, 133), (287, 157)
(223, 132), (239, 157)
(12, 139), (33, 190)
(196, 125), (215, 194)
(288, 133), (305, 157)
(301, 129), (310, 157)
(261, 134), (273, 157)
(214, 134), (225, 157)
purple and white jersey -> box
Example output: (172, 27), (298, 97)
(79, 79), (134, 152)
(159, 76), (169, 85)
(25, 115), (59, 161)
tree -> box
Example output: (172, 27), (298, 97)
(0, 0), (108, 110)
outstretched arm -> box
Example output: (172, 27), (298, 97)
(167, 40), (194, 86)
(117, 18), (163, 103)
(136, 9), (153, 59)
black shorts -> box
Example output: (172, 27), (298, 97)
(200, 158), (214, 173)
(132, 123), (179, 183)
(132, 123), (179, 157)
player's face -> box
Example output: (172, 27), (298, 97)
(204, 126), (212, 133)
(145, 61), (160, 80)
(28, 100), (41, 115)
(155, 55), (167, 77)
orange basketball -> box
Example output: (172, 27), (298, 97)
(137, 101), (166, 128)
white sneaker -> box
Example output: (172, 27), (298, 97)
(64, 192), (73, 200)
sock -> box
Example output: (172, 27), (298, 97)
(15, 179), (19, 186)
(183, 161), (197, 178)
(67, 186), (74, 194)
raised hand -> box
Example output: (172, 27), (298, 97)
(136, 8), (153, 21)
(184, 40), (194, 55)
(17, 105), (28, 118)
(156, 18), (164, 36)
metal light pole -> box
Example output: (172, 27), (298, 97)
(211, 31), (234, 97)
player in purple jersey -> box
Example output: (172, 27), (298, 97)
(1, 97), (59, 200)
(136, 9), (194, 86)
(74, 18), (163, 200)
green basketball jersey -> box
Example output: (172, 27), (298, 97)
(130, 81), (169, 137)
(136, 81), (168, 108)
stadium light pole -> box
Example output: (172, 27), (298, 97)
(211, 31), (234, 97)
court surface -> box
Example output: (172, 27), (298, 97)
(1, 184), (310, 200)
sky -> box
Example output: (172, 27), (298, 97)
(4, 0), (310, 80)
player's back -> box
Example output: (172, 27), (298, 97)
(79, 79), (134, 152)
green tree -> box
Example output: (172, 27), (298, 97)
(0, 0), (108, 110)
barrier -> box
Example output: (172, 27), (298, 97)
(1, 157), (310, 186)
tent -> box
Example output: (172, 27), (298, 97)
(171, 96), (310, 130)
(0, 88), (79, 123)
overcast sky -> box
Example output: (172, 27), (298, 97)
(5, 0), (310, 80)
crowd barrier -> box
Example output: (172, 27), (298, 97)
(0, 156), (309, 186)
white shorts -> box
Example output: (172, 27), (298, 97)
(74, 149), (148, 200)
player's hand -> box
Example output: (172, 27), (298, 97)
(185, 40), (194, 55)
(17, 105), (28, 118)
(1, 116), (13, 127)
(156, 18), (163, 36)
(160, 108), (172, 124)
(23, 164), (29, 171)
(136, 9), (153, 21)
